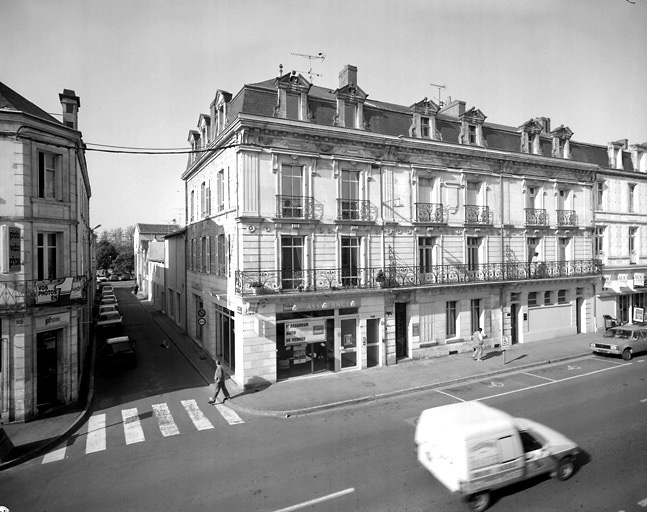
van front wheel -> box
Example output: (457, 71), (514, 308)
(555, 456), (575, 481)
(467, 491), (490, 512)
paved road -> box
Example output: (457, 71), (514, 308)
(1, 289), (646, 511)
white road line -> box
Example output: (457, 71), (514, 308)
(122, 408), (146, 444)
(152, 403), (180, 436)
(86, 414), (107, 454)
(214, 403), (244, 425)
(181, 399), (214, 430)
(479, 364), (628, 402)
(435, 389), (465, 402)
(638, 496), (647, 507)
(640, 398), (647, 403)
(523, 372), (557, 382)
(273, 487), (355, 512)
(42, 444), (67, 464)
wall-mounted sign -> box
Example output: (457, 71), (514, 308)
(36, 311), (71, 330)
(198, 317), (206, 326)
(1, 225), (21, 273)
(635, 273), (645, 287)
(197, 308), (206, 317)
(36, 277), (86, 305)
(285, 320), (326, 346)
(634, 307), (644, 323)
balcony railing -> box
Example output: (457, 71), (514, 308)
(337, 199), (372, 221)
(556, 210), (577, 226)
(464, 205), (492, 225)
(415, 203), (446, 224)
(525, 208), (548, 226)
(276, 195), (316, 219)
(0, 276), (90, 311)
(236, 259), (602, 296)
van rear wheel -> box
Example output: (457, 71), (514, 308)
(555, 456), (575, 481)
(467, 491), (490, 512)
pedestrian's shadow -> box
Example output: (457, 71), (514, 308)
(482, 351), (527, 364)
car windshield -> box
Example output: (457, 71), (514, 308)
(603, 329), (632, 339)
(110, 342), (132, 353)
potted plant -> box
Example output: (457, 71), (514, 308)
(249, 281), (264, 295)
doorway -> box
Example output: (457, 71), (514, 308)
(510, 303), (519, 344)
(37, 329), (60, 408)
(395, 302), (408, 358)
(366, 318), (380, 368)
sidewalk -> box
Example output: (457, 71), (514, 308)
(0, 294), (597, 470)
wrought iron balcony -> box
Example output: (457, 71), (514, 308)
(415, 203), (446, 224)
(337, 198), (372, 221)
(464, 205), (492, 225)
(235, 259), (602, 296)
(556, 210), (577, 226)
(275, 195), (315, 219)
(525, 208), (548, 226)
(0, 276), (90, 311)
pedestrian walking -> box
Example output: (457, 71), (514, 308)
(208, 359), (231, 404)
(472, 327), (485, 361)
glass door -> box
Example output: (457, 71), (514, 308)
(340, 318), (358, 369)
(366, 318), (380, 368)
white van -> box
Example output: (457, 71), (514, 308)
(415, 401), (579, 511)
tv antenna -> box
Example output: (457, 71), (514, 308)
(430, 82), (446, 107)
(291, 52), (326, 82)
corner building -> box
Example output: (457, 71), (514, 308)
(181, 64), (630, 389)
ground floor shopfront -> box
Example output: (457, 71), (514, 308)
(597, 268), (647, 329)
(0, 306), (89, 423)
(183, 276), (597, 389)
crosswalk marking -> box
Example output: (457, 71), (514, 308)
(122, 408), (145, 444)
(42, 444), (67, 463)
(181, 399), (214, 430)
(152, 403), (180, 436)
(215, 403), (244, 425)
(86, 413), (107, 454)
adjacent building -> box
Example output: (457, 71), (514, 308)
(133, 223), (180, 300)
(178, 64), (643, 390)
(0, 82), (92, 422)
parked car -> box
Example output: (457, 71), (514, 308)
(96, 311), (123, 328)
(590, 324), (647, 360)
(108, 273), (122, 282)
(100, 297), (118, 307)
(98, 304), (119, 316)
(119, 273), (132, 281)
(101, 336), (136, 366)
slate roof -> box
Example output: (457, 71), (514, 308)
(136, 223), (181, 235)
(0, 81), (59, 124)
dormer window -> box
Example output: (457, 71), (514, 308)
(420, 117), (430, 138)
(550, 125), (573, 159)
(275, 71), (311, 121)
(344, 102), (357, 128)
(459, 107), (486, 147)
(335, 64), (367, 131)
(409, 98), (439, 140)
(518, 118), (545, 155)
(468, 124), (477, 145)
(286, 92), (299, 119)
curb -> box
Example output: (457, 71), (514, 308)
(0, 330), (97, 472)
(226, 352), (591, 418)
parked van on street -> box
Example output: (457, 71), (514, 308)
(415, 401), (579, 511)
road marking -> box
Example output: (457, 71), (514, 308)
(273, 487), (355, 512)
(42, 444), (67, 463)
(638, 496), (647, 507)
(435, 389), (465, 402)
(214, 403), (245, 425)
(487, 381), (504, 388)
(122, 408), (145, 444)
(181, 399), (214, 430)
(479, 363), (629, 402)
(86, 414), (107, 454)
(152, 403), (180, 436)
(567, 365), (581, 370)
(640, 398), (647, 403)
(523, 372), (556, 382)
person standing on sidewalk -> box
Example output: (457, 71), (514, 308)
(208, 359), (231, 404)
(472, 327), (485, 361)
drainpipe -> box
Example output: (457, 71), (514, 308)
(500, 160), (506, 343)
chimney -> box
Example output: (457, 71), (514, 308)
(439, 99), (465, 118)
(339, 65), (358, 88)
(59, 89), (80, 130)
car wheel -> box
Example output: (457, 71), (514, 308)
(466, 491), (490, 512)
(555, 456), (575, 481)
(622, 348), (633, 361)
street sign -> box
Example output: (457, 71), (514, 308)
(198, 317), (206, 326)
(501, 336), (510, 350)
(197, 308), (206, 317)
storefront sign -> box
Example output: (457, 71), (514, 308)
(634, 273), (645, 287)
(284, 320), (326, 346)
(617, 274), (628, 284)
(36, 277), (85, 305)
(634, 307), (644, 323)
(36, 311), (70, 330)
(1, 225), (21, 273)
(293, 299), (358, 311)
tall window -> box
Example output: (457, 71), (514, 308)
(418, 237), (437, 273)
(340, 170), (360, 219)
(596, 182), (604, 211)
(471, 299), (481, 333)
(37, 233), (58, 280)
(217, 170), (225, 211)
(217, 234), (226, 276)
(467, 237), (480, 271)
(286, 93), (299, 119)
(420, 116), (430, 138)
(190, 190), (195, 222)
(281, 165), (304, 217)
(200, 182), (206, 218)
(629, 184), (636, 213)
(446, 301), (457, 337)
(595, 227), (605, 255)
(344, 103), (356, 128)
(200, 236), (210, 273)
(281, 236), (304, 290)
(629, 227), (637, 256)
(38, 152), (59, 199)
(468, 124), (477, 144)
(341, 236), (360, 286)
(558, 238), (570, 261)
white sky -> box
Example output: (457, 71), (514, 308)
(2, 0), (646, 232)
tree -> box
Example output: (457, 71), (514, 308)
(112, 252), (134, 274)
(96, 240), (118, 270)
